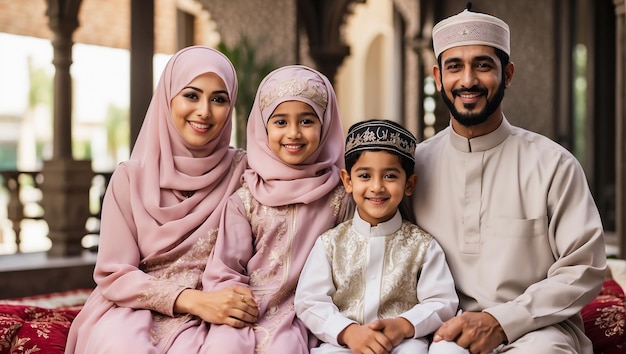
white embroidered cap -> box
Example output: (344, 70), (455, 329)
(432, 8), (510, 58)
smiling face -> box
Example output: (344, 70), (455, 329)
(434, 45), (514, 136)
(266, 100), (322, 165)
(170, 72), (231, 147)
(341, 150), (417, 226)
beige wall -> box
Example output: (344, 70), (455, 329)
(336, 0), (422, 136)
(336, 0), (396, 130)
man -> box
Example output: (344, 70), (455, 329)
(413, 4), (607, 354)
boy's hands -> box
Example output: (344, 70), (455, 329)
(338, 323), (393, 354)
(338, 317), (413, 354)
(367, 317), (414, 347)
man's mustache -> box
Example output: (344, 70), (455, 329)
(452, 86), (488, 97)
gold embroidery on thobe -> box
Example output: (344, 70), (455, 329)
(321, 221), (431, 322)
(378, 224), (431, 317)
(321, 221), (368, 323)
(329, 186), (345, 217)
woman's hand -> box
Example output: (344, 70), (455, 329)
(174, 286), (259, 327)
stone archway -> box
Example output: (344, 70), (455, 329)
(297, 0), (365, 83)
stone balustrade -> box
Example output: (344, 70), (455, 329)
(0, 170), (112, 255)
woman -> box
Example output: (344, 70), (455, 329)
(65, 46), (256, 353)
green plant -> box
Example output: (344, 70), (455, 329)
(104, 103), (129, 162)
(218, 36), (276, 148)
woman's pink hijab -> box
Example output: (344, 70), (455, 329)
(243, 65), (344, 207)
(117, 46), (245, 256)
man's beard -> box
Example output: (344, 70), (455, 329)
(440, 80), (506, 127)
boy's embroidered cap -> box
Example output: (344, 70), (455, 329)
(432, 6), (510, 58)
(345, 119), (416, 163)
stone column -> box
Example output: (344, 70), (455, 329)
(615, 0), (625, 257)
(42, 0), (93, 257)
(613, 0), (626, 258)
(41, 160), (93, 257)
(130, 0), (154, 151)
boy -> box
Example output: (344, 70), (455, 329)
(295, 119), (465, 353)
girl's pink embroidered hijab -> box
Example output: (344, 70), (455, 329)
(120, 46), (243, 253)
(244, 65), (344, 207)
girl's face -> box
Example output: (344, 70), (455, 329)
(170, 72), (231, 147)
(266, 100), (322, 165)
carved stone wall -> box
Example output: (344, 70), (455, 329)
(0, 0), (185, 55)
(199, 0), (298, 67)
(0, 0), (132, 48)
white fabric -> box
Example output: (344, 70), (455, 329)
(295, 211), (458, 350)
(312, 337), (429, 353)
(432, 9), (510, 57)
(412, 117), (606, 352)
(428, 340), (469, 354)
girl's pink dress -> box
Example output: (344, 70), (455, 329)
(201, 65), (349, 354)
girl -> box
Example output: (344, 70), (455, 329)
(201, 65), (351, 353)
(65, 46), (255, 353)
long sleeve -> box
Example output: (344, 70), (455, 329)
(484, 153), (606, 342)
(413, 120), (606, 345)
(400, 240), (459, 338)
(202, 192), (254, 291)
(93, 166), (188, 316)
(295, 239), (356, 346)
(296, 215), (459, 345)
(294, 239), (356, 345)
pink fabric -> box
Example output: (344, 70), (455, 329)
(201, 65), (347, 353)
(243, 65), (345, 207)
(202, 186), (347, 354)
(65, 46), (247, 354)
